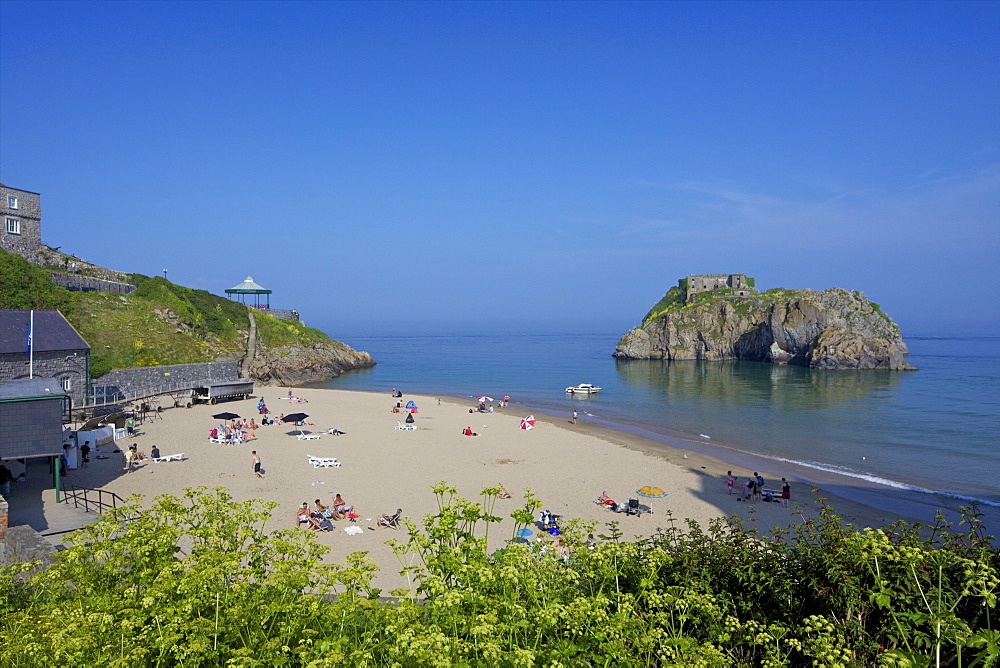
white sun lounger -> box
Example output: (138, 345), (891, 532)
(307, 455), (341, 468)
(153, 453), (186, 463)
(296, 430), (321, 440)
(395, 421), (415, 431)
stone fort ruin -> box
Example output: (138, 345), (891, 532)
(684, 274), (756, 301)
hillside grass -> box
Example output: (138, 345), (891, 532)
(0, 250), (335, 377)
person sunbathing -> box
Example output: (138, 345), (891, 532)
(314, 499), (336, 519)
(296, 503), (319, 529)
(332, 494), (353, 518)
(497, 485), (512, 499)
(378, 509), (402, 528)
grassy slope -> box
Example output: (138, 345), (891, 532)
(0, 249), (334, 377)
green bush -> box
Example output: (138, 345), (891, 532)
(0, 249), (72, 311)
(1, 485), (995, 665)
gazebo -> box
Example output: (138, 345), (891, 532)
(225, 276), (272, 309)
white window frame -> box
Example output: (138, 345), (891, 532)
(6, 218), (20, 234)
(7, 196), (17, 209)
(61, 377), (72, 392)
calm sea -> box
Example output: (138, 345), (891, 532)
(310, 333), (1000, 513)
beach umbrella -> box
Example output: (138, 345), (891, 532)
(520, 415), (535, 430)
(282, 413), (309, 423)
(635, 486), (668, 513)
(477, 396), (494, 403)
(212, 411), (241, 421)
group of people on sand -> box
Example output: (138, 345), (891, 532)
(296, 494), (357, 530)
(294, 495), (403, 532)
(726, 470), (791, 508)
(210, 423), (256, 444)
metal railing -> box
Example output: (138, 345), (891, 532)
(87, 382), (195, 408)
(61, 485), (126, 515)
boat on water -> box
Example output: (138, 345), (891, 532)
(566, 383), (601, 394)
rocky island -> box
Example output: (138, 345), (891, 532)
(614, 274), (915, 370)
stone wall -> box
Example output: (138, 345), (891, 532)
(0, 501), (59, 572)
(49, 272), (136, 294)
(0, 351), (90, 408)
(92, 362), (243, 404)
(0, 185), (42, 263)
(257, 308), (300, 322)
(34, 246), (131, 282)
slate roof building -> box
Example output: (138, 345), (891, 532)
(0, 378), (69, 461)
(0, 310), (90, 409)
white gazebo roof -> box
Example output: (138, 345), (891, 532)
(225, 276), (271, 294)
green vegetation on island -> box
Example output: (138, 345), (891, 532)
(0, 485), (996, 665)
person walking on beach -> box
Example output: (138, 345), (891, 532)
(753, 472), (764, 503)
(252, 451), (264, 478)
(781, 477), (791, 508)
(572, 410), (578, 424)
(726, 471), (735, 495)
(80, 441), (91, 469)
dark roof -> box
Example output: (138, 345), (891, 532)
(0, 378), (67, 400)
(0, 310), (90, 355)
(0, 184), (41, 195)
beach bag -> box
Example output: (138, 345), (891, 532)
(405, 413), (415, 424)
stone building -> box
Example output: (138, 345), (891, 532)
(0, 185), (42, 264)
(685, 274), (756, 301)
(0, 310), (90, 409)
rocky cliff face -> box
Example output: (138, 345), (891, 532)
(614, 288), (915, 370)
(248, 340), (375, 386)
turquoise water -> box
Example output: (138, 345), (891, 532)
(311, 333), (1000, 509)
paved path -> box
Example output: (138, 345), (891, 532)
(6, 458), (104, 549)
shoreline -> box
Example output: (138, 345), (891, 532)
(46, 387), (997, 593)
(515, 401), (1000, 533)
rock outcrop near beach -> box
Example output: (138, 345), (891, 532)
(614, 286), (915, 370)
(248, 341), (374, 386)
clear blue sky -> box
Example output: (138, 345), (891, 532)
(2, 1), (997, 338)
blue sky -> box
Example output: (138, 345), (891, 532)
(2, 1), (997, 338)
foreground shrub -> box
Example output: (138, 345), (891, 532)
(0, 485), (996, 665)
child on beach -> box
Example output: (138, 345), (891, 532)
(726, 471), (735, 495)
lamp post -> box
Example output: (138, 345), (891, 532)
(163, 269), (168, 280)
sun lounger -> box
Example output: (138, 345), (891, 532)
(153, 453), (185, 463)
(395, 421), (415, 431)
(307, 455), (341, 468)
(209, 436), (228, 444)
(296, 431), (321, 440)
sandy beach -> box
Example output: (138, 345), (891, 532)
(57, 387), (994, 593)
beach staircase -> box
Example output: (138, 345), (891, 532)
(245, 308), (258, 370)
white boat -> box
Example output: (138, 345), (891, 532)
(565, 383), (601, 394)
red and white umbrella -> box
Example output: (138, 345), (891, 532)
(477, 396), (494, 403)
(519, 415), (536, 430)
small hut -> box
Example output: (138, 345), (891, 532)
(225, 276), (272, 309)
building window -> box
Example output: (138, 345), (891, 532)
(6, 218), (20, 234)
(61, 377), (72, 392)
(7, 196), (17, 209)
